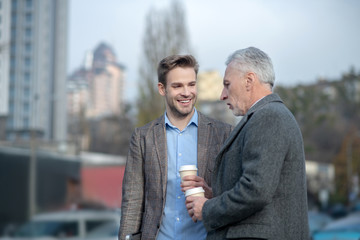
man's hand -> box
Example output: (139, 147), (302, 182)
(186, 196), (208, 222)
(181, 175), (213, 198)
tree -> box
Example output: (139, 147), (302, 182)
(136, 0), (192, 126)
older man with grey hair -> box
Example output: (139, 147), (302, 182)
(186, 47), (309, 240)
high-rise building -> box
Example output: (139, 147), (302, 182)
(0, 0), (11, 139)
(68, 43), (125, 118)
(0, 0), (68, 143)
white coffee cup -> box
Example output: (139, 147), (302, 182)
(185, 187), (205, 198)
(179, 165), (198, 182)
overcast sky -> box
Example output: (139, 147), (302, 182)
(69, 0), (360, 102)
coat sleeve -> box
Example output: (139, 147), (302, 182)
(202, 108), (292, 231)
(119, 128), (145, 240)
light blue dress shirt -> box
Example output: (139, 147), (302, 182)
(157, 109), (207, 240)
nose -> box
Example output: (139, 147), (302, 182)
(220, 87), (227, 101)
(182, 86), (190, 96)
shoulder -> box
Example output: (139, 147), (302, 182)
(249, 97), (300, 137)
(132, 115), (165, 136)
(198, 111), (233, 129)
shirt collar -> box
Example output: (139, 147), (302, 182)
(250, 96), (266, 110)
(165, 108), (198, 129)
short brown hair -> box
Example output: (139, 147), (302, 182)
(157, 54), (199, 86)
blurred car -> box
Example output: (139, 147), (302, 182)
(312, 212), (360, 240)
(3, 209), (120, 240)
(308, 210), (333, 236)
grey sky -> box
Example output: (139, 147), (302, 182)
(69, 0), (360, 101)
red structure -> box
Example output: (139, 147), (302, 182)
(80, 152), (126, 209)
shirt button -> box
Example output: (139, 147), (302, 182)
(178, 196), (181, 199)
(176, 217), (180, 221)
(179, 153), (182, 156)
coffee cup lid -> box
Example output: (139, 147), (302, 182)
(185, 187), (205, 197)
(179, 165), (197, 172)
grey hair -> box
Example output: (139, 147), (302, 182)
(226, 47), (275, 88)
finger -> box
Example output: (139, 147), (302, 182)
(186, 203), (192, 210)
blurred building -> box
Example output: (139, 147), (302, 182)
(197, 70), (237, 125)
(0, 0), (11, 139)
(80, 152), (126, 209)
(0, 146), (126, 234)
(67, 43), (125, 119)
(306, 160), (335, 209)
(0, 146), (80, 233)
(0, 0), (68, 144)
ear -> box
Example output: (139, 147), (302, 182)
(158, 83), (166, 96)
(245, 72), (256, 91)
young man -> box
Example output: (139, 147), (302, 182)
(186, 47), (309, 239)
(119, 55), (233, 240)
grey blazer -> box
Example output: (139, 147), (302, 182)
(119, 111), (233, 240)
(202, 94), (309, 240)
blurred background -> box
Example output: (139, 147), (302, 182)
(0, 0), (360, 239)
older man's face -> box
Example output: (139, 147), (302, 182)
(220, 62), (250, 116)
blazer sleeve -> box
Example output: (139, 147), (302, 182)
(202, 108), (292, 231)
(119, 128), (145, 240)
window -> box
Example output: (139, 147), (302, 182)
(25, 13), (32, 23)
(11, 44), (16, 54)
(11, 28), (16, 38)
(10, 72), (15, 83)
(24, 87), (30, 98)
(26, 0), (32, 8)
(11, 13), (16, 24)
(24, 72), (30, 82)
(11, 0), (17, 10)
(24, 57), (31, 67)
(85, 220), (111, 234)
(25, 28), (31, 38)
(9, 87), (15, 98)
(25, 42), (31, 52)
(23, 102), (30, 112)
(10, 57), (16, 68)
(22, 131), (29, 139)
(9, 102), (14, 113)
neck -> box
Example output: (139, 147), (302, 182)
(249, 83), (272, 108)
(166, 109), (195, 131)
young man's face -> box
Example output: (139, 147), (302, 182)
(158, 67), (197, 119)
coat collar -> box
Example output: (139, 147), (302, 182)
(216, 93), (282, 161)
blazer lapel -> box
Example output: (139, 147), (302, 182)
(153, 116), (167, 199)
(197, 112), (211, 178)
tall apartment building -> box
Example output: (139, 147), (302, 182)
(68, 43), (125, 118)
(0, 0), (68, 143)
(0, 1), (11, 139)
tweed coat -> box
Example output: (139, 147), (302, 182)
(202, 94), (309, 240)
(119, 111), (233, 240)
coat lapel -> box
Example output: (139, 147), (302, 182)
(214, 93), (283, 170)
(153, 116), (167, 199)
